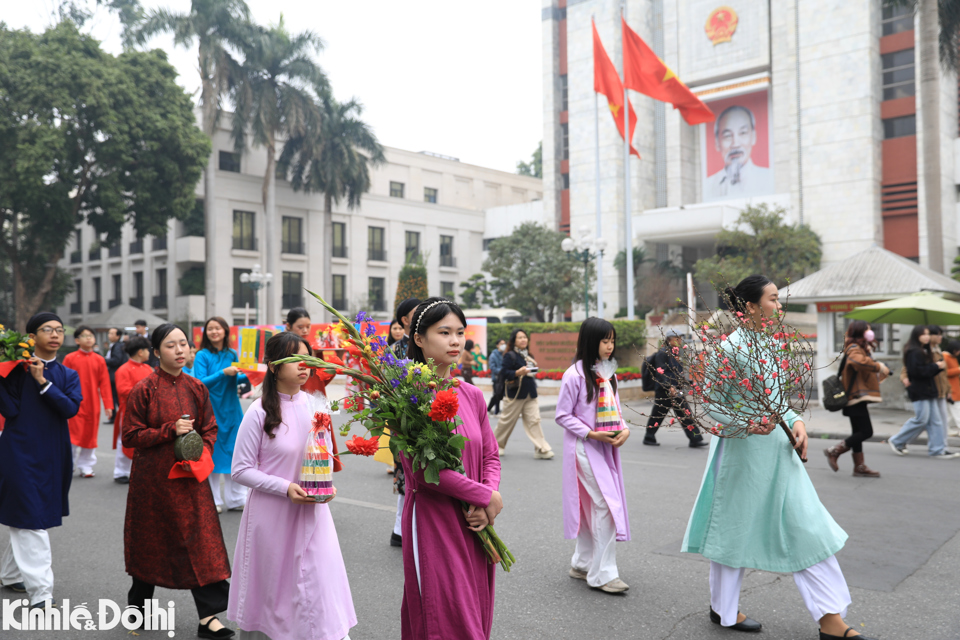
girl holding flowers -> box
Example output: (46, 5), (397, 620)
(401, 298), (503, 640)
(554, 318), (631, 594)
(228, 332), (356, 640)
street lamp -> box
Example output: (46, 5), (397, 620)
(239, 263), (273, 325)
(562, 225), (607, 316)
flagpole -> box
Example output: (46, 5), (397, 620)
(622, 3), (636, 321)
(594, 91), (604, 318)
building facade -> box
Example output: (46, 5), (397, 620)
(543, 0), (958, 317)
(58, 115), (542, 328)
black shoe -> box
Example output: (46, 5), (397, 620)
(2, 581), (26, 593)
(198, 617), (235, 639)
(390, 532), (402, 547)
(642, 438), (660, 446)
(114, 476), (130, 484)
(689, 438), (709, 448)
(820, 629), (878, 640)
(710, 608), (761, 632)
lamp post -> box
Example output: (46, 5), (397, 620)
(562, 225), (607, 317)
(239, 263), (273, 326)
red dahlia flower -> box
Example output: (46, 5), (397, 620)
(428, 389), (459, 422)
(345, 435), (379, 457)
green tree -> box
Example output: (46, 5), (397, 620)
(692, 204), (821, 290)
(394, 255), (428, 310)
(459, 274), (494, 308)
(138, 0), (251, 317)
(278, 89), (385, 318)
(483, 223), (590, 322)
(233, 18), (326, 322)
(516, 141), (542, 178)
(0, 22), (210, 329)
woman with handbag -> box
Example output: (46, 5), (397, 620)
(493, 329), (554, 459)
(824, 321), (889, 477)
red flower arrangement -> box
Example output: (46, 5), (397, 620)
(345, 435), (379, 457)
(428, 389), (459, 422)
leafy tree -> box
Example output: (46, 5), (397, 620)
(483, 222), (590, 322)
(0, 22), (210, 329)
(50, 0), (145, 44)
(459, 274), (494, 308)
(613, 245), (655, 277)
(394, 255), (428, 310)
(692, 204), (821, 290)
(138, 0), (252, 317)
(233, 18), (326, 322)
(178, 266), (206, 296)
(516, 141), (542, 178)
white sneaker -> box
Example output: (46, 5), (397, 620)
(534, 449), (555, 460)
(931, 451), (960, 459)
(216, 505), (223, 513)
(888, 440), (907, 456)
(498, 448), (505, 456)
(569, 567), (588, 580)
(599, 578), (629, 593)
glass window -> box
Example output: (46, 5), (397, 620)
(560, 74), (568, 112)
(390, 181), (405, 198)
(332, 274), (347, 310)
(131, 271), (143, 308)
(233, 210), (256, 250)
(282, 216), (303, 254)
(233, 268), (254, 308)
(561, 123), (569, 161)
(111, 274), (122, 307)
(440, 281), (455, 299)
(71, 279), (82, 314)
(439, 235), (455, 267)
(424, 187), (438, 204)
(153, 269), (167, 309)
(883, 114), (916, 139)
(881, 49), (915, 100)
(881, 5), (913, 36)
(219, 151), (241, 173)
(332, 222), (347, 258)
(282, 271), (303, 309)
(369, 277), (386, 311)
(405, 231), (421, 263)
(368, 226), (386, 261)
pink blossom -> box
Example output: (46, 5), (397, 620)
(669, 418), (676, 425)
(656, 367), (664, 374)
(764, 388), (772, 395)
(720, 334), (728, 341)
(761, 416), (769, 424)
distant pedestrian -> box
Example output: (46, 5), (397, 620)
(643, 329), (707, 448)
(555, 318), (631, 594)
(928, 325), (952, 453)
(63, 325), (114, 478)
(113, 337), (153, 484)
(824, 321), (889, 477)
(486, 339), (506, 415)
(459, 339), (475, 385)
(104, 327), (128, 422)
(943, 340), (960, 437)
(387, 319), (405, 346)
(391, 298), (421, 359)
(133, 320), (158, 368)
(286, 307), (336, 403)
(493, 329), (554, 459)
(888, 325), (957, 458)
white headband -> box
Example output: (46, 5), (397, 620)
(414, 300), (458, 337)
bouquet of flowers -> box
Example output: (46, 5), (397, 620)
(274, 291), (515, 571)
(0, 325), (34, 378)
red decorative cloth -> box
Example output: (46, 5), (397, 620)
(168, 447), (214, 482)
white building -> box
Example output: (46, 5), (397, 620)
(58, 115), (542, 328)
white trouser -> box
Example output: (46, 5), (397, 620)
(208, 473), (248, 509)
(114, 434), (132, 479)
(948, 401), (960, 433)
(936, 398), (951, 449)
(710, 555), (851, 626)
(393, 494), (404, 536)
(71, 445), (97, 475)
(1, 527), (54, 606)
(571, 439), (618, 588)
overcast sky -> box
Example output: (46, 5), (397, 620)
(4, 0), (544, 173)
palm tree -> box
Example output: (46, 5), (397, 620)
(277, 89), (386, 318)
(232, 19), (325, 322)
(137, 0), (251, 317)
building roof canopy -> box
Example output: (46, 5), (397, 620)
(84, 304), (169, 330)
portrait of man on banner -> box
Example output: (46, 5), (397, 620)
(701, 89), (773, 201)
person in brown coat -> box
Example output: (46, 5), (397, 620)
(824, 321), (890, 477)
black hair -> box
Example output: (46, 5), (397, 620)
(109, 327), (124, 339)
(946, 339), (960, 355)
(134, 319), (147, 327)
(285, 307), (310, 327)
(262, 332), (312, 438)
(927, 325), (943, 336)
(151, 323), (185, 354)
(464, 339), (475, 352)
(74, 325), (94, 339)
(844, 320), (871, 352)
(124, 336), (152, 357)
(507, 328), (529, 352)
(408, 297), (467, 364)
(387, 319), (403, 345)
(723, 275), (774, 314)
(575, 317), (618, 403)
(200, 316), (232, 354)
(903, 324), (932, 362)
(396, 298), (422, 327)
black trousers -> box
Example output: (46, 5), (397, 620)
(128, 577), (230, 620)
(487, 381), (504, 414)
(841, 402), (873, 453)
(645, 390), (702, 441)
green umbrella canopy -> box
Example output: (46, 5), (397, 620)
(845, 292), (960, 326)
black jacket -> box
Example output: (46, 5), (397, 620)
(104, 341), (128, 379)
(651, 346), (684, 394)
(502, 350), (537, 400)
(904, 347), (942, 402)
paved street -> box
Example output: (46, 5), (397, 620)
(2, 405), (959, 639)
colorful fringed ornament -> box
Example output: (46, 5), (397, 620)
(593, 359), (622, 434)
(300, 411), (335, 502)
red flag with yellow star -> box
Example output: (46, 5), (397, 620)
(593, 20), (639, 157)
(621, 18), (714, 125)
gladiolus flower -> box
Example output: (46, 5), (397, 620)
(345, 435), (379, 457)
(451, 378), (461, 387)
(370, 391), (380, 400)
(428, 389), (459, 422)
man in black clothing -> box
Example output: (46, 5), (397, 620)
(103, 327), (127, 423)
(644, 330), (707, 448)
(133, 320), (159, 368)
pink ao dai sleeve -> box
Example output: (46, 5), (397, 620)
(231, 401), (291, 497)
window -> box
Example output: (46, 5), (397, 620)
(332, 221), (347, 258)
(282, 216), (304, 254)
(424, 187), (438, 204)
(882, 5), (913, 36)
(405, 231), (421, 263)
(70, 230), (81, 264)
(881, 49), (915, 100)
(561, 173), (570, 189)
(153, 269), (167, 309)
(108, 240), (121, 258)
(368, 226), (386, 261)
(89, 242), (101, 261)
(884, 114), (916, 139)
(152, 235), (167, 251)
(439, 235), (456, 267)
(130, 272), (143, 308)
(71, 279), (82, 314)
(233, 268), (254, 308)
(89, 277), (102, 313)
(129, 238), (143, 255)
(219, 150), (241, 173)
(110, 274), (122, 308)
(332, 274), (347, 310)
(560, 74), (568, 112)
(233, 210), (256, 250)
(390, 181), (405, 198)
(368, 277), (386, 311)
(440, 281), (455, 299)
(655, 242), (669, 263)
(282, 271), (303, 309)
(561, 123), (569, 160)
(482, 238), (497, 251)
